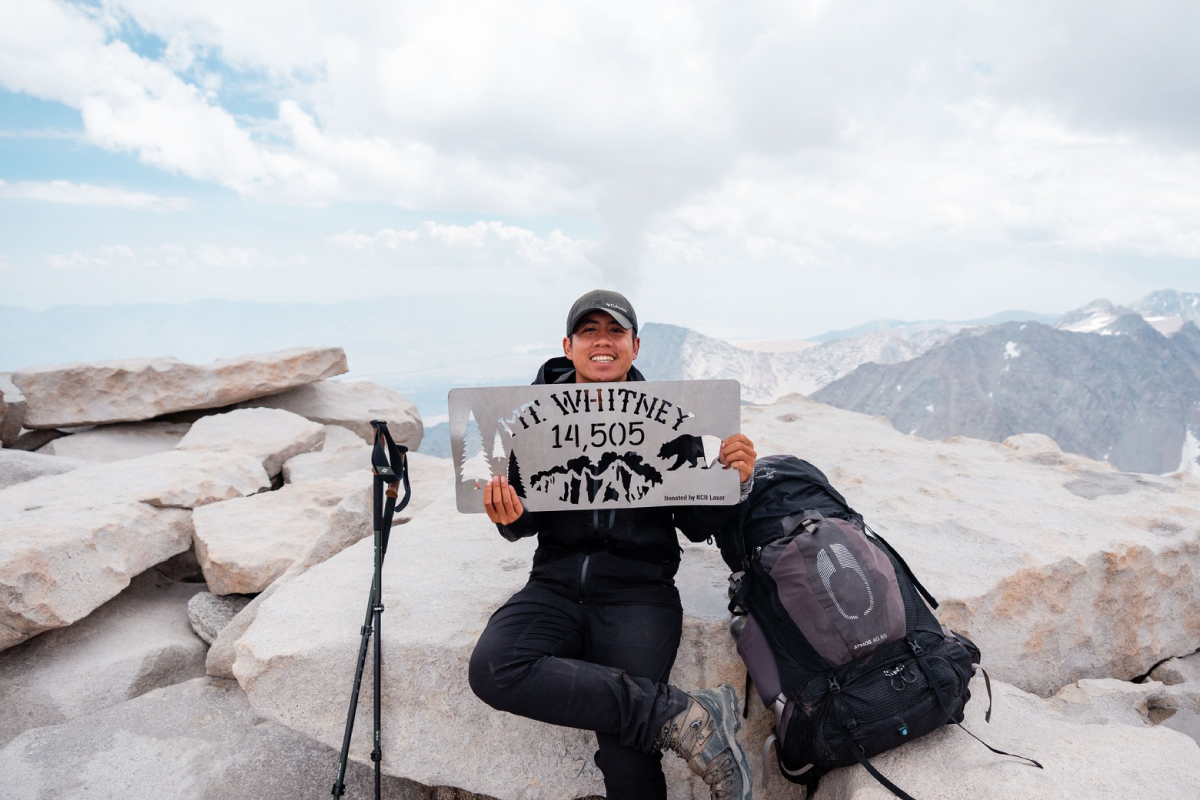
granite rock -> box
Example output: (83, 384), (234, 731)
(1149, 649), (1200, 686)
(187, 592), (253, 645)
(0, 450), (268, 652)
(281, 424), (372, 483)
(13, 347), (347, 428)
(39, 422), (191, 462)
(192, 474), (363, 595)
(0, 677), (445, 800)
(0, 569), (207, 747)
(206, 453), (453, 678)
(0, 449), (86, 490)
(239, 380), (422, 448)
(809, 678), (1200, 800)
(175, 407), (325, 478)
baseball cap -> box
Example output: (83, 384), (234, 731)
(566, 289), (638, 337)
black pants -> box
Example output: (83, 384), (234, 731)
(469, 580), (691, 800)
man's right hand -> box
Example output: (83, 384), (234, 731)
(483, 475), (525, 526)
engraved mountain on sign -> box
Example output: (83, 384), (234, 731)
(529, 451), (664, 505)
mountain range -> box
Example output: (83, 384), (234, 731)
(813, 290), (1200, 475)
(9, 292), (1200, 476)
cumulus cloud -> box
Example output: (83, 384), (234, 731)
(0, 179), (189, 210)
(2, 0), (1199, 320)
(328, 221), (592, 268)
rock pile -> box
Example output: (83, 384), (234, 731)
(2, 365), (1197, 800)
(0, 348), (422, 655)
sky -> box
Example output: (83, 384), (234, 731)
(2, 0), (1200, 342)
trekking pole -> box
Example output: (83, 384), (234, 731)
(331, 420), (411, 800)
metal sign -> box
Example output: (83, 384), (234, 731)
(449, 380), (741, 513)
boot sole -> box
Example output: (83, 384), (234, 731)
(696, 684), (754, 800)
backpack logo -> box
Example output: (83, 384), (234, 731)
(816, 543), (875, 620)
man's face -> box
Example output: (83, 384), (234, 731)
(563, 310), (640, 384)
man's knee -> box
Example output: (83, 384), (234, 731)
(468, 636), (537, 711)
(468, 639), (506, 709)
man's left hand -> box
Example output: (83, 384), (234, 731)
(719, 434), (757, 484)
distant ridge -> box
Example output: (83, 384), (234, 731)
(807, 310), (1060, 343)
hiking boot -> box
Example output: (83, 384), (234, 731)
(656, 684), (753, 800)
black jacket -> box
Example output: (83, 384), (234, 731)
(497, 356), (741, 607)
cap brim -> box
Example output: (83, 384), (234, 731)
(572, 308), (635, 333)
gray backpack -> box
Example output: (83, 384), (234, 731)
(719, 455), (1040, 799)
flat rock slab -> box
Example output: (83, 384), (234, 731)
(809, 678), (1200, 800)
(0, 503), (194, 652)
(192, 474), (364, 595)
(0, 449), (269, 512)
(176, 407), (325, 477)
(742, 396), (1200, 696)
(0, 450), (269, 652)
(239, 379), (423, 448)
(0, 569), (207, 747)
(0, 677), (446, 800)
(0, 449), (85, 490)
(13, 347), (347, 428)
(39, 421), (191, 462)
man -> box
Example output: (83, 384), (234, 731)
(468, 290), (756, 800)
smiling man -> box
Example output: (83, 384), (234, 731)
(468, 289), (756, 800)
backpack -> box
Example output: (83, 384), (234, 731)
(718, 455), (1039, 799)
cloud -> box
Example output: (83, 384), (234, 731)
(0, 179), (189, 210)
(328, 220), (593, 268)
(3, 0), (1199, 321)
(43, 243), (297, 273)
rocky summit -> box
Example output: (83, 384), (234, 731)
(1, 351), (1197, 800)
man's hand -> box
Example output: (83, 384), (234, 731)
(719, 434), (757, 484)
(483, 475), (525, 526)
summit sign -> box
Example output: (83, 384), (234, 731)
(449, 380), (741, 513)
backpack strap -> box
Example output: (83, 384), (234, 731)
(866, 524), (940, 610)
(369, 420), (411, 556)
(907, 638), (1044, 770)
(843, 737), (919, 800)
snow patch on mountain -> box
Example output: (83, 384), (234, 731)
(1058, 291), (1200, 337)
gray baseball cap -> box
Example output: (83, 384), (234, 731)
(566, 289), (638, 336)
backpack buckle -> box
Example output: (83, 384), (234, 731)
(827, 677), (841, 694)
